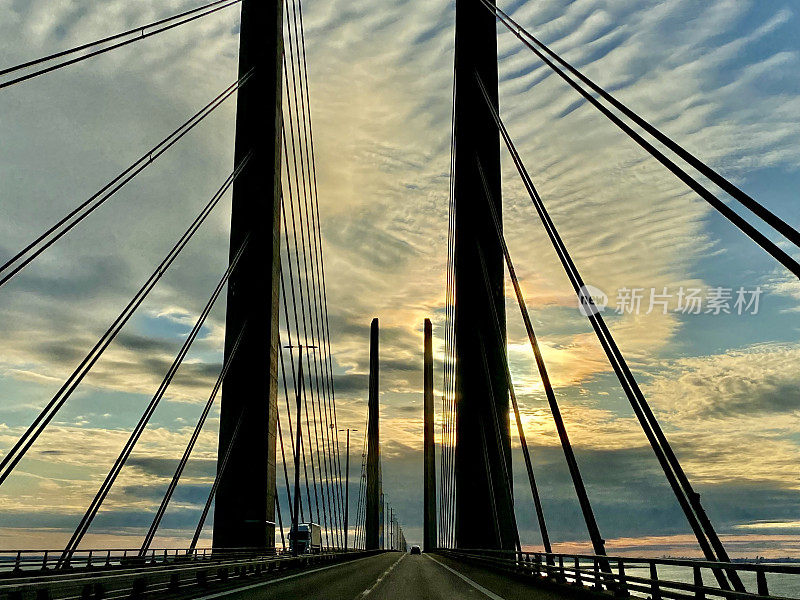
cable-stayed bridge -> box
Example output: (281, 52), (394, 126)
(0, 0), (799, 599)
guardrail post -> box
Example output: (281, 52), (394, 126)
(169, 572), (181, 592)
(196, 570), (208, 587)
(574, 556), (582, 586)
(14, 550), (21, 572)
(650, 562), (661, 600)
(105, 550), (111, 567)
(559, 555), (566, 582)
(87, 550), (93, 568)
(41, 550), (49, 571)
(535, 553), (542, 576)
(693, 565), (704, 600)
(757, 570), (768, 596)
(130, 578), (146, 600)
(616, 559), (628, 597)
(594, 558), (602, 590)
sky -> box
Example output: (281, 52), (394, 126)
(0, 0), (799, 559)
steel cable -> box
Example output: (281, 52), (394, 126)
(476, 158), (600, 559)
(474, 236), (552, 555)
(476, 72), (739, 590)
(293, 0), (347, 538)
(279, 265), (308, 525)
(189, 411), (245, 552)
(279, 191), (316, 529)
(280, 111), (326, 543)
(478, 0), (800, 280)
(478, 0), (800, 252)
(0, 0), (242, 90)
(476, 334), (522, 552)
(0, 155), (251, 489)
(140, 324), (247, 555)
(60, 235), (250, 563)
(284, 4), (343, 546)
(278, 333), (300, 527)
(439, 67), (458, 549)
(0, 70), (253, 289)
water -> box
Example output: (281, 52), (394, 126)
(622, 563), (800, 599)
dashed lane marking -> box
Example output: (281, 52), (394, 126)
(193, 554), (382, 599)
(357, 552), (406, 598)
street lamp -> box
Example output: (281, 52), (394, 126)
(338, 427), (357, 550)
(287, 343), (315, 556)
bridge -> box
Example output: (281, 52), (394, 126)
(0, 0), (799, 599)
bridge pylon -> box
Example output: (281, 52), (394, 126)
(365, 318), (381, 550)
(212, 0), (284, 551)
(423, 319), (437, 551)
(452, 0), (517, 550)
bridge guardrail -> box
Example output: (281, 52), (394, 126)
(0, 547), (246, 575)
(436, 548), (800, 600)
(0, 548), (380, 600)
(0, 546), (368, 574)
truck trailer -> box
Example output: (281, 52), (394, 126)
(289, 522), (322, 554)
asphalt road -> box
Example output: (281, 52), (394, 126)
(188, 551), (575, 600)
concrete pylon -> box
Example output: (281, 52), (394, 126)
(365, 319), (380, 550)
(423, 319), (437, 551)
(213, 0), (283, 551)
(453, 0), (517, 550)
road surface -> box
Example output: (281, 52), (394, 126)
(188, 551), (574, 600)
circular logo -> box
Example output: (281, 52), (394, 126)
(578, 285), (608, 316)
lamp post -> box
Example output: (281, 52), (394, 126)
(338, 428), (357, 550)
(286, 344), (315, 556)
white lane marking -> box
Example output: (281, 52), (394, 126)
(193, 554), (379, 599)
(425, 554), (507, 600)
(358, 552), (405, 598)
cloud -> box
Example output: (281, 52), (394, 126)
(645, 343), (800, 419)
(735, 520), (800, 531)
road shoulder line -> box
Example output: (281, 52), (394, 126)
(192, 554), (380, 599)
(425, 553), (507, 600)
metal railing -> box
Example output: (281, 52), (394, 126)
(437, 549), (800, 600)
(0, 546), (269, 574)
(0, 548), (211, 575)
(0, 545), (370, 575)
(0, 547), (380, 599)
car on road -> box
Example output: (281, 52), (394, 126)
(410, 545), (421, 555)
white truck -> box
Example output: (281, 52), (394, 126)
(289, 522), (322, 554)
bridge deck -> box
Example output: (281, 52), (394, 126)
(185, 552), (577, 600)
